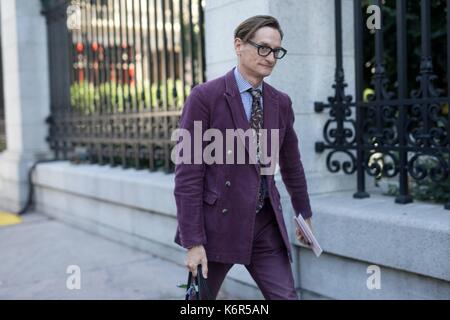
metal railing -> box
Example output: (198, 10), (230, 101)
(42, 0), (205, 172)
(0, 119), (5, 153)
(315, 0), (449, 210)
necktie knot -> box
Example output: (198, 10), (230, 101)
(247, 88), (262, 99)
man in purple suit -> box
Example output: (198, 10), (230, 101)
(174, 15), (314, 300)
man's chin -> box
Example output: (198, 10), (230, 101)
(257, 68), (273, 78)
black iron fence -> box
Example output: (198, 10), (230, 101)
(0, 112), (4, 153)
(315, 0), (449, 210)
(41, 0), (205, 172)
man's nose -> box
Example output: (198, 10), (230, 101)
(266, 53), (276, 65)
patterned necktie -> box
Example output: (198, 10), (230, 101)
(247, 88), (267, 213)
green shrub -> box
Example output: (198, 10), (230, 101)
(381, 155), (449, 205)
(70, 79), (191, 114)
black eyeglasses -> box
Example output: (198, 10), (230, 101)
(246, 39), (287, 59)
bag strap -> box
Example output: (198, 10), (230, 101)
(184, 265), (214, 300)
(185, 269), (199, 300)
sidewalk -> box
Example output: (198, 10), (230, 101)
(0, 211), (230, 299)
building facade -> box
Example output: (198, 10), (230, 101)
(0, 0), (449, 299)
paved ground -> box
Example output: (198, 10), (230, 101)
(0, 211), (230, 299)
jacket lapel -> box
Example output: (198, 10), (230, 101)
(224, 67), (279, 174)
(262, 82), (279, 176)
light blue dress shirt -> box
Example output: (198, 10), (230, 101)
(233, 66), (264, 122)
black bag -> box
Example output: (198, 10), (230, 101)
(185, 265), (213, 300)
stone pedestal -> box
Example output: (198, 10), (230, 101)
(0, 0), (52, 212)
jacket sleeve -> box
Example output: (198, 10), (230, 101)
(278, 95), (313, 220)
(173, 86), (209, 249)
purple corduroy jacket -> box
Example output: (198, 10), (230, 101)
(173, 67), (313, 264)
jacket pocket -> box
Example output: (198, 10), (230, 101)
(203, 191), (218, 205)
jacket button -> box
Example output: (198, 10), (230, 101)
(225, 181), (231, 187)
(222, 208), (228, 214)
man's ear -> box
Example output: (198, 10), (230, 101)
(234, 38), (242, 56)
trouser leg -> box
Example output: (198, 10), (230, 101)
(202, 261), (233, 299)
(245, 198), (298, 300)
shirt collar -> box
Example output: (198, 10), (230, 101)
(233, 66), (263, 94)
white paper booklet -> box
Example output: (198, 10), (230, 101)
(293, 215), (323, 257)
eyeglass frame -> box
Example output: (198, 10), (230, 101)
(245, 39), (287, 59)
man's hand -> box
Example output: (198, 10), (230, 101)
(295, 218), (313, 247)
(185, 245), (208, 279)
